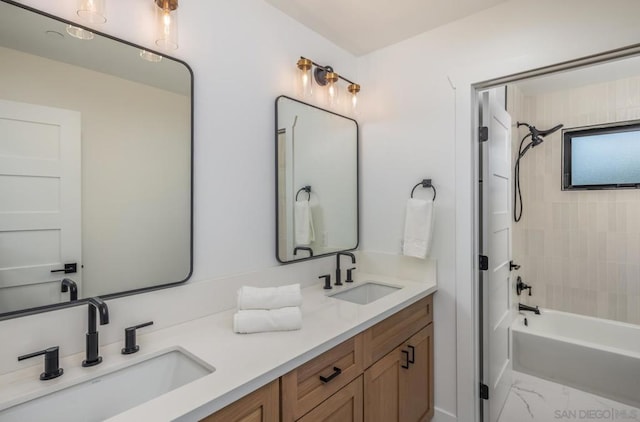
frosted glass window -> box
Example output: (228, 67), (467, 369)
(563, 123), (640, 190)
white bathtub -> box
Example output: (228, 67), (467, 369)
(512, 308), (640, 408)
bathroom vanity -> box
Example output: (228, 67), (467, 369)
(0, 265), (436, 422)
(202, 294), (434, 422)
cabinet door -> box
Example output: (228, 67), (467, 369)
(364, 325), (434, 422)
(400, 325), (434, 422)
(298, 376), (363, 422)
(364, 345), (402, 422)
(200, 380), (279, 422)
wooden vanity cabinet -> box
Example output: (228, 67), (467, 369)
(200, 380), (279, 422)
(202, 294), (433, 422)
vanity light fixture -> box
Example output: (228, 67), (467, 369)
(76, 0), (107, 24)
(154, 0), (179, 50)
(296, 56), (361, 111)
(296, 58), (313, 98)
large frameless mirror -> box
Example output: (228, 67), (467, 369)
(0, 0), (193, 319)
(275, 96), (358, 263)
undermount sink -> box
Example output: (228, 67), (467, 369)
(0, 348), (214, 422)
(330, 281), (402, 305)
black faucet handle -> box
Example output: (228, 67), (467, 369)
(346, 267), (356, 283)
(122, 321), (154, 355)
(18, 346), (64, 380)
(319, 274), (332, 290)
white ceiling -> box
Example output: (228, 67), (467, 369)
(263, 0), (508, 56)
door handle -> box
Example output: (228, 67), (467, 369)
(319, 367), (342, 383)
(51, 263), (77, 274)
(407, 345), (415, 364)
(402, 350), (410, 369)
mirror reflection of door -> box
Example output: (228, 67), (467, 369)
(0, 99), (81, 314)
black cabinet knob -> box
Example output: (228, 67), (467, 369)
(18, 346), (63, 380)
(121, 321), (154, 355)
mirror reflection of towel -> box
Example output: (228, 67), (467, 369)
(295, 200), (315, 245)
(403, 198), (434, 258)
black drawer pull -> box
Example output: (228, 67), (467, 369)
(319, 366), (342, 383)
(401, 350), (410, 369)
(407, 345), (415, 364)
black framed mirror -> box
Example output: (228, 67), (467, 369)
(0, 0), (193, 319)
(275, 96), (358, 263)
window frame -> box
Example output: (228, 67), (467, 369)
(562, 120), (640, 191)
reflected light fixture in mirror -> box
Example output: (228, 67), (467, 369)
(295, 57), (361, 111)
(140, 49), (163, 62)
(155, 0), (179, 50)
(66, 24), (94, 40)
(77, 0), (107, 24)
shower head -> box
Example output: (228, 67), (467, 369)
(517, 122), (564, 148)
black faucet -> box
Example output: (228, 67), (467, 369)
(518, 303), (540, 315)
(335, 252), (356, 286)
(294, 246), (314, 257)
(82, 297), (109, 367)
(61, 278), (78, 301)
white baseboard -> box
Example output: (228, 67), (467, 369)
(433, 407), (457, 422)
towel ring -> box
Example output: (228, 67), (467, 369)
(410, 179), (437, 201)
(296, 185), (311, 201)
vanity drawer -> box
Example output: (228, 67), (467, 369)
(363, 294), (433, 368)
(281, 335), (364, 422)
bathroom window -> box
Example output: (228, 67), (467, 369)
(562, 121), (640, 190)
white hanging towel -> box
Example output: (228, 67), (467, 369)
(233, 307), (302, 334)
(294, 200), (315, 245)
(237, 284), (302, 310)
(403, 198), (434, 259)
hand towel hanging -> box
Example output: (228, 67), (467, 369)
(294, 200), (315, 245)
(403, 198), (434, 258)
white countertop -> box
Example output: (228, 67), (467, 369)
(0, 273), (437, 421)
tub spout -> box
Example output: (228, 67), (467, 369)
(519, 303), (540, 315)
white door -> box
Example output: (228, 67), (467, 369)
(0, 99), (81, 312)
(481, 89), (513, 422)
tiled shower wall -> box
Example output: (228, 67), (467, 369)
(508, 76), (640, 325)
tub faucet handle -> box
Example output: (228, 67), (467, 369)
(516, 276), (532, 296)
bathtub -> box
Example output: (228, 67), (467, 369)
(512, 309), (640, 408)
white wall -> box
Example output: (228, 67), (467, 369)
(357, 1), (640, 420)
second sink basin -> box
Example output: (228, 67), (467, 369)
(0, 348), (214, 422)
(330, 281), (401, 305)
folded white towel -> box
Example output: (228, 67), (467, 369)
(233, 307), (302, 334)
(237, 284), (302, 310)
(403, 198), (434, 259)
(294, 200), (315, 245)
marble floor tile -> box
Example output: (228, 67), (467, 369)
(497, 371), (640, 422)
